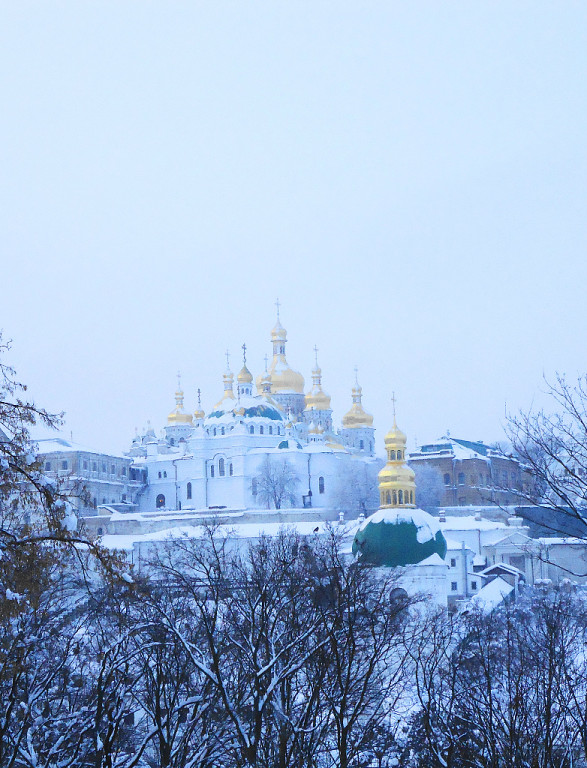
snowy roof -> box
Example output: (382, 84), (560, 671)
(100, 519), (331, 551)
(467, 576), (514, 612)
(415, 553), (449, 568)
(359, 508), (442, 545)
(444, 538), (475, 552)
(438, 515), (508, 531)
(206, 394), (284, 423)
(34, 437), (128, 460)
(480, 562), (524, 577)
(410, 437), (515, 464)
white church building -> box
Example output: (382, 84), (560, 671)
(122, 308), (379, 517)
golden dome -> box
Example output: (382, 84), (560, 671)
(342, 384), (373, 429)
(237, 364), (253, 384)
(213, 369), (236, 410)
(168, 386), (193, 425)
(255, 314), (305, 395)
(305, 354), (332, 412)
(378, 402), (416, 508)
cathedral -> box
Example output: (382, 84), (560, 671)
(127, 307), (380, 514)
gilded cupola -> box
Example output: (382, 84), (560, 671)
(342, 370), (374, 429)
(213, 351), (236, 409)
(378, 397), (416, 508)
(237, 343), (254, 396)
(167, 374), (194, 425)
(255, 301), (305, 395)
(305, 346), (332, 412)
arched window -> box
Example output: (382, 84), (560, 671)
(458, 472), (465, 485)
(102, 497), (106, 504)
(359, 440), (364, 449)
(170, 438), (175, 446)
(156, 494), (165, 508)
(97, 527), (103, 536)
(187, 482), (192, 500)
(249, 425), (255, 435)
(219, 458), (225, 477)
(158, 471), (162, 479)
(259, 425), (264, 435)
(319, 476), (325, 494)
(163, 471), (167, 478)
(390, 450), (396, 460)
(392, 490), (397, 505)
(252, 477), (258, 496)
(269, 426), (273, 435)
(221, 427), (225, 435)
(229, 463), (233, 476)
(386, 491), (391, 505)
(210, 465), (215, 478)
(397, 450), (402, 460)
(410, 490), (414, 504)
(443, 473), (450, 486)
(398, 489), (404, 504)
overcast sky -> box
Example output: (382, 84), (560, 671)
(1, 2), (586, 455)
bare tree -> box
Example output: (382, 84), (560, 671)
(332, 460), (380, 517)
(506, 373), (587, 538)
(254, 456), (299, 510)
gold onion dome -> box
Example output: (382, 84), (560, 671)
(256, 305), (305, 394)
(167, 376), (193, 425)
(193, 388), (205, 420)
(378, 400), (416, 508)
(214, 354), (236, 409)
(237, 364), (253, 384)
(342, 374), (373, 429)
(305, 348), (331, 411)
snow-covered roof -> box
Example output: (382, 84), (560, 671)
(410, 437), (515, 464)
(359, 508), (442, 545)
(438, 515), (508, 531)
(415, 553), (449, 568)
(34, 437), (128, 460)
(467, 576), (514, 612)
(206, 394), (284, 423)
(480, 562), (524, 577)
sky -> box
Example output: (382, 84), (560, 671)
(1, 2), (586, 455)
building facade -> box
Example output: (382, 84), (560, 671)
(409, 436), (533, 507)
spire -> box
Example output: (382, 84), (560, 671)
(342, 367), (373, 429)
(391, 391), (397, 428)
(168, 372), (193, 424)
(194, 387), (205, 420)
(214, 352), (235, 409)
(305, 344), (331, 413)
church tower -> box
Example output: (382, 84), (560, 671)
(340, 369), (375, 455)
(212, 352), (236, 412)
(256, 301), (305, 417)
(378, 400), (416, 508)
(165, 374), (194, 444)
(303, 346), (333, 432)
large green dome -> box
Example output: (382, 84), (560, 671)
(352, 508), (447, 567)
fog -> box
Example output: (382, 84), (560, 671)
(1, 3), (586, 454)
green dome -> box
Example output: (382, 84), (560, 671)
(352, 508), (447, 567)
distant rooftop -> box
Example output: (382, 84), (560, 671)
(34, 436), (128, 460)
(410, 436), (514, 462)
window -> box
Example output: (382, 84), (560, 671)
(219, 458), (225, 477)
(45, 461), (51, 471)
(389, 450), (396, 460)
(83, 460), (88, 470)
(213, 428), (217, 436)
(111, 464), (115, 474)
(471, 581), (478, 591)
(458, 472), (465, 485)
(269, 426), (273, 435)
(397, 450), (402, 460)
(451, 582), (458, 592)
(319, 476), (325, 494)
(450, 558), (456, 568)
(61, 460), (68, 470)
(122, 466), (126, 476)
(163, 471), (167, 478)
(170, 438), (175, 446)
(102, 498), (106, 504)
(187, 482), (192, 500)
(249, 425), (254, 434)
(122, 494), (126, 502)
(359, 439), (364, 449)
(392, 490), (397, 505)
(229, 463), (233, 476)
(398, 489), (404, 504)
(410, 491), (414, 504)
(93, 497), (97, 509)
(111, 499), (115, 504)
(156, 494), (165, 508)
(158, 471), (162, 479)
(221, 427), (225, 435)
(386, 491), (391, 505)
(92, 462), (97, 472)
(259, 426), (264, 435)
(102, 463), (106, 473)
(97, 527), (103, 536)
(210, 465), (215, 478)
(252, 477), (257, 496)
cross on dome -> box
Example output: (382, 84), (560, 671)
(275, 297), (281, 320)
